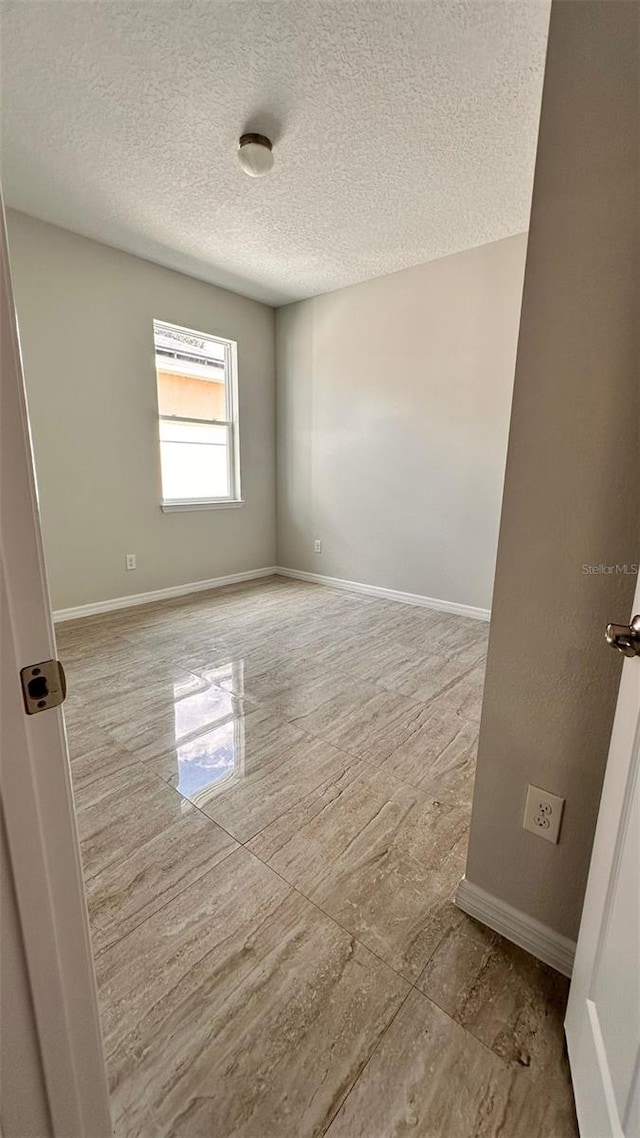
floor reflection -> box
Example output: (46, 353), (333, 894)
(173, 663), (246, 804)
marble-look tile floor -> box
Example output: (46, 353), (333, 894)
(59, 577), (578, 1137)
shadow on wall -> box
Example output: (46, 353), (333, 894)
(463, 0), (639, 946)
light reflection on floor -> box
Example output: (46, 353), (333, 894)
(172, 662), (245, 804)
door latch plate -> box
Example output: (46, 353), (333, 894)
(20, 659), (67, 714)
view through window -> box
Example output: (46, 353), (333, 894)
(154, 320), (240, 505)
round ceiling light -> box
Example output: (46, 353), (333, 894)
(237, 133), (274, 178)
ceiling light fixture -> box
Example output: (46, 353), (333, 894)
(237, 133), (274, 178)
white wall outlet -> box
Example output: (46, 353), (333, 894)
(125, 553), (136, 571)
(314, 539), (322, 553)
(523, 784), (565, 844)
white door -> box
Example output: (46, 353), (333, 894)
(0, 196), (112, 1135)
(565, 575), (640, 1138)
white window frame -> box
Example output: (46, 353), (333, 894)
(154, 319), (242, 512)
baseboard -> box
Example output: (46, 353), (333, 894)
(275, 566), (490, 622)
(52, 567), (278, 623)
(53, 563), (490, 625)
(455, 877), (576, 977)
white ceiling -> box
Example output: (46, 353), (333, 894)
(1, 1), (550, 306)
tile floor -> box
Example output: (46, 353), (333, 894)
(59, 576), (578, 1137)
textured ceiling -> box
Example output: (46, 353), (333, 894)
(1, 1), (549, 306)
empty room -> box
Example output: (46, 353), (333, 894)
(1, 2), (638, 1137)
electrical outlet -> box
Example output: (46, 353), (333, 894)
(523, 784), (565, 844)
(125, 553), (136, 571)
(314, 539), (322, 553)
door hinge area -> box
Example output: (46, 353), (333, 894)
(20, 659), (66, 714)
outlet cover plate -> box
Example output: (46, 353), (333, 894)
(523, 784), (565, 844)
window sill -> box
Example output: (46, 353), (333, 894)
(161, 499), (245, 513)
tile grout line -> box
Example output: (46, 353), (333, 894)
(90, 830), (523, 1103)
(321, 983), (416, 1136)
(82, 752), (441, 997)
(89, 842), (241, 962)
(66, 586), (576, 1136)
(70, 670), (479, 822)
(72, 701), (476, 981)
(76, 767), (523, 1095)
(72, 727), (473, 984)
(64, 579), (502, 1123)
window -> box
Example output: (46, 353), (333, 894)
(153, 320), (241, 509)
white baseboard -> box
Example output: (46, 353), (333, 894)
(455, 877), (575, 977)
(52, 567), (278, 623)
(276, 566), (490, 622)
(53, 564), (490, 625)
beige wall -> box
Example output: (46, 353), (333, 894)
(465, 0), (639, 941)
(6, 211), (276, 610)
(276, 234), (528, 612)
